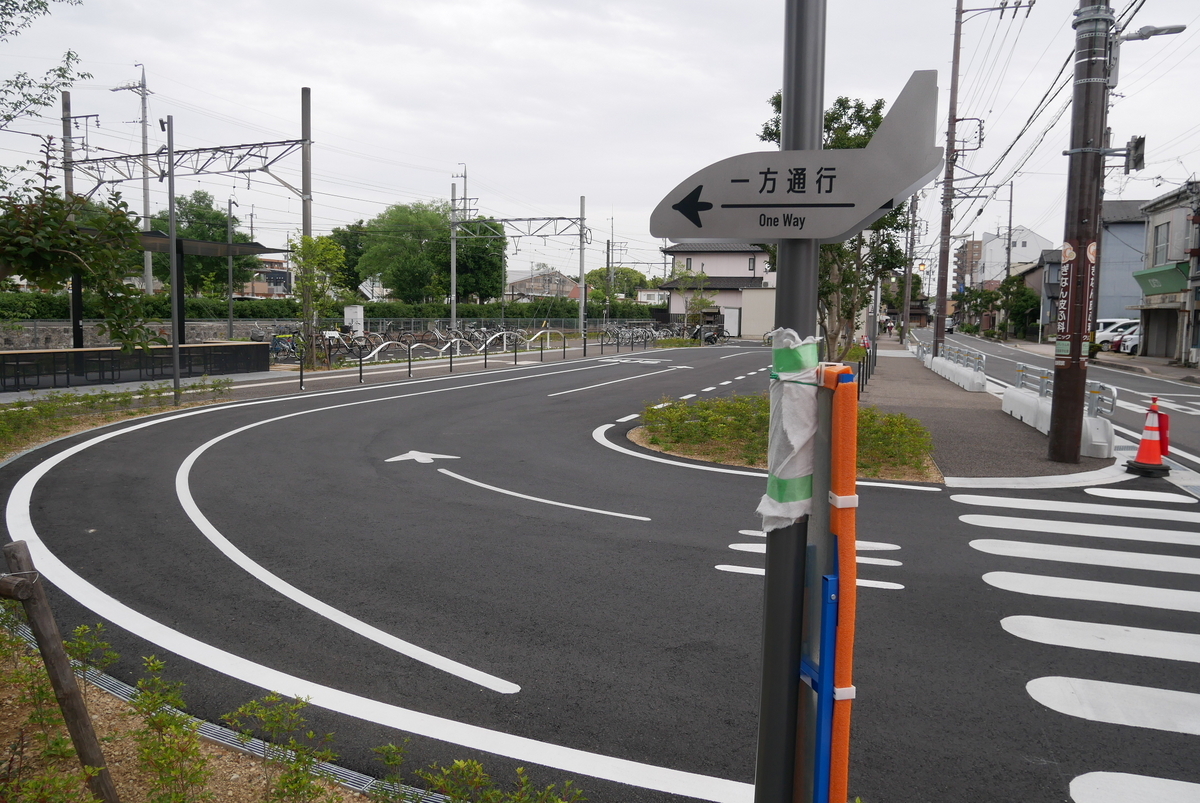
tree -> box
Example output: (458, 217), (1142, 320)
(759, 93), (909, 360)
(356, 201), (506, 304)
(292, 235), (345, 369)
(149, 190), (258, 296)
(0, 1), (89, 184)
(328, 220), (367, 296)
(584, 266), (648, 301)
(997, 274), (1040, 339)
(0, 144), (161, 350)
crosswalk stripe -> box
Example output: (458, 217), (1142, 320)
(1069, 771), (1200, 803)
(1002, 616), (1200, 663)
(984, 572), (1200, 613)
(970, 539), (1200, 576)
(1028, 676), (1200, 736)
(715, 566), (903, 588)
(857, 541), (901, 551)
(1084, 487), (1198, 504)
(960, 514), (1200, 548)
(951, 494), (1200, 524)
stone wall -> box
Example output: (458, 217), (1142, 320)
(0, 320), (283, 350)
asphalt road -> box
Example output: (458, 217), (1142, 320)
(3, 344), (1199, 802)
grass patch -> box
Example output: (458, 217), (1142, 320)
(0, 378), (232, 460)
(653, 337), (701, 348)
(641, 394), (936, 480)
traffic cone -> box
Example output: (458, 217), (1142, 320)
(1126, 397), (1170, 477)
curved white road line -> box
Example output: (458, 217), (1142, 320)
(437, 469), (650, 521)
(177, 433), (520, 694)
(4, 365), (756, 801)
(1070, 771), (1200, 802)
(592, 424), (767, 477)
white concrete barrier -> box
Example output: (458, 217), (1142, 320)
(930, 356), (987, 393)
(1000, 385), (1114, 457)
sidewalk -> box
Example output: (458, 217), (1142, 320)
(859, 336), (1114, 478)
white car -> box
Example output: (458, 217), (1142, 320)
(1096, 319), (1139, 351)
(1113, 325), (1141, 354)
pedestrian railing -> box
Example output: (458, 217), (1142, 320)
(939, 343), (986, 373)
(1012, 362), (1117, 416)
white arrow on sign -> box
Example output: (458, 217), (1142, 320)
(649, 70), (943, 244)
(385, 450), (460, 464)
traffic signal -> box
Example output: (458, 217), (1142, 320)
(1125, 135), (1145, 174)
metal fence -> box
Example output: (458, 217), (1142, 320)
(1013, 362), (1117, 416)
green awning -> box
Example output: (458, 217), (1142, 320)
(1134, 262), (1188, 295)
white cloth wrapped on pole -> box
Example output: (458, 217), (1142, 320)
(756, 329), (821, 532)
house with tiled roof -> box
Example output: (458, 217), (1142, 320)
(657, 243), (773, 335)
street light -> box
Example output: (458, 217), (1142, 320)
(1110, 22), (1186, 87)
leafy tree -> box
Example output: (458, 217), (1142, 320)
(585, 266), (648, 300)
(0, 1), (89, 184)
(292, 234), (346, 368)
(0, 144), (162, 350)
(328, 219), (367, 295)
(953, 286), (1001, 324)
(997, 274), (1040, 338)
(759, 93), (909, 360)
(149, 190), (258, 296)
(356, 201), (506, 303)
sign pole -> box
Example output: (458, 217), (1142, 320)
(756, 1), (824, 801)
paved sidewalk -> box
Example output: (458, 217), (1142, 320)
(859, 336), (1114, 478)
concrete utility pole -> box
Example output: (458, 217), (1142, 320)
(1005, 182), (1014, 278)
(301, 87), (312, 240)
(578, 196), (586, 351)
(61, 92), (84, 350)
(161, 115), (181, 403)
(227, 197), (238, 339)
(450, 183), (458, 331)
(112, 65), (153, 292)
(1048, 2), (1114, 463)
(902, 194), (918, 337)
(932, 0), (964, 359)
(756, 0), (824, 800)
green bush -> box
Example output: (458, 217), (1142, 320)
(857, 405), (933, 475)
(958, 322), (979, 335)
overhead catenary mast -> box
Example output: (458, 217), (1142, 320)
(111, 65), (153, 293)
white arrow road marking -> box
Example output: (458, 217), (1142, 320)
(437, 469), (650, 521)
(546, 366), (690, 397)
(1002, 616), (1200, 664)
(971, 539), (1200, 576)
(1070, 772), (1200, 803)
(983, 572), (1200, 614)
(385, 450), (460, 464)
(1027, 676), (1200, 737)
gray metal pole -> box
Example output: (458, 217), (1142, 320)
(933, 0), (964, 358)
(902, 194), (917, 338)
(62, 92), (84, 351)
(450, 183), (458, 331)
(227, 197), (237, 340)
(579, 196), (586, 351)
(140, 65), (153, 294)
(165, 115), (180, 405)
(301, 87), (312, 240)
(756, 0), (824, 800)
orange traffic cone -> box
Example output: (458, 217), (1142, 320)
(1126, 396), (1170, 477)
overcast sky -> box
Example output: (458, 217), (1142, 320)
(2, 0), (1198, 281)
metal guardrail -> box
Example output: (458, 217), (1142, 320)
(1013, 362), (1117, 417)
(939, 343), (986, 373)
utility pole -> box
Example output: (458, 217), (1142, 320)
(450, 183), (458, 331)
(1048, 2), (1114, 463)
(605, 239), (612, 322)
(578, 196), (586, 353)
(301, 87), (311, 240)
(112, 65), (153, 293)
(227, 197), (238, 340)
(932, 0), (964, 359)
(902, 194), (918, 337)
(62, 92), (84, 350)
(1005, 181), (1014, 278)
(161, 115), (181, 404)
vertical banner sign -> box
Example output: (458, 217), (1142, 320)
(1055, 240), (1092, 368)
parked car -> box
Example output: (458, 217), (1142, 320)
(1096, 319), (1139, 351)
(1110, 324), (1141, 354)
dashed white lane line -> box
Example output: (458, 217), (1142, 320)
(1002, 616), (1200, 664)
(960, 514), (1200, 548)
(439, 469), (651, 521)
(1028, 676), (1200, 737)
(983, 572), (1200, 614)
(950, 494), (1200, 525)
(1070, 771), (1200, 802)
(547, 367), (683, 397)
(714, 565), (904, 589)
(1084, 487), (1198, 504)
(719, 381), (732, 386)
(651, 402), (670, 409)
(616, 413), (640, 423)
(680, 394), (696, 400)
(971, 539), (1200, 576)
(735, 376), (746, 380)
(701, 387), (716, 392)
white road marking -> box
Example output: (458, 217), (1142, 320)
(735, 376), (746, 380)
(1084, 487), (1197, 504)
(719, 352), (756, 359)
(960, 514), (1200, 548)
(701, 387), (716, 392)
(651, 402), (670, 409)
(857, 541), (901, 550)
(983, 572), (1200, 613)
(616, 413), (640, 423)
(719, 381), (732, 385)
(680, 394), (696, 400)
(715, 565), (903, 589)
(858, 481), (941, 492)
(951, 494), (1200, 524)
(385, 450), (459, 464)
(1027, 676), (1200, 736)
(1002, 616), (1200, 664)
(738, 529), (766, 537)
(592, 425), (767, 477)
(1070, 771), (1200, 802)
(730, 543), (765, 554)
(856, 556), (902, 567)
(943, 463), (1132, 489)
(547, 367), (685, 397)
(971, 539), (1200, 576)
(5, 367), (752, 802)
(439, 469), (650, 521)
(1113, 422), (1200, 471)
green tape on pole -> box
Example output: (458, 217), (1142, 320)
(766, 473), (813, 504)
(773, 342), (820, 373)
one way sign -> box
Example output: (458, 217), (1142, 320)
(649, 71), (943, 244)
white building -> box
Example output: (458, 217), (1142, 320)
(973, 226), (1055, 285)
(657, 243), (774, 336)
